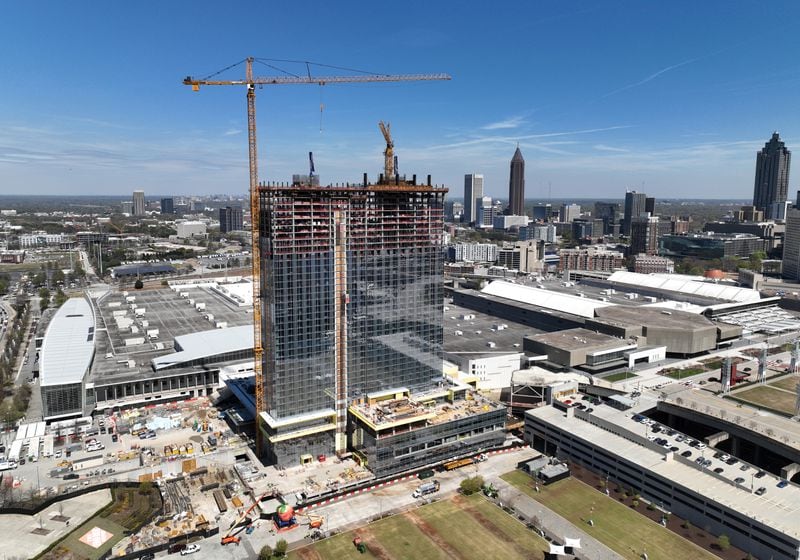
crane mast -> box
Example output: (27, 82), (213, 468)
(184, 58), (449, 458)
(378, 121), (394, 179)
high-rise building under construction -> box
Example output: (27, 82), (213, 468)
(257, 174), (505, 474)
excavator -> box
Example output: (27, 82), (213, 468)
(220, 491), (271, 546)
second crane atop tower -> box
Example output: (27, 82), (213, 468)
(379, 121), (394, 179)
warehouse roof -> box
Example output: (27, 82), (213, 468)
(606, 271), (760, 303)
(151, 324), (253, 370)
(40, 298), (95, 387)
(482, 280), (614, 318)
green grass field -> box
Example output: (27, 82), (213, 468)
(603, 371), (639, 382)
(664, 367), (706, 380)
(36, 486), (162, 560)
(44, 515), (127, 560)
(732, 384), (797, 415)
(501, 471), (717, 560)
(769, 375), (800, 392)
(289, 494), (548, 560)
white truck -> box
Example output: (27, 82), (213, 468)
(412, 480), (441, 498)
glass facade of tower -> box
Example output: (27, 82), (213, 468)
(258, 182), (446, 467)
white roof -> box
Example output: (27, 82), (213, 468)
(481, 280), (614, 318)
(607, 271), (760, 303)
(40, 298), (95, 387)
(152, 325), (253, 370)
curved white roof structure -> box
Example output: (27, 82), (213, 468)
(40, 297), (95, 387)
(152, 325), (253, 370)
(482, 280), (614, 318)
(606, 271), (760, 303)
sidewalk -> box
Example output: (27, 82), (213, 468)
(492, 477), (625, 560)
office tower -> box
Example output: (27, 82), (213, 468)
(160, 197), (174, 214)
(532, 203), (552, 222)
(132, 190), (146, 216)
(463, 173), (484, 224)
(450, 202), (464, 221)
(645, 197), (655, 215)
(753, 132), (791, 219)
(783, 207), (800, 280)
(219, 206), (243, 233)
(477, 196), (496, 228)
(508, 148), (525, 216)
(120, 201), (133, 215)
(623, 190), (647, 236)
(560, 203), (581, 223)
(258, 177), (504, 474)
(629, 215), (659, 255)
(594, 201), (620, 236)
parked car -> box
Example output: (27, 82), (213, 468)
(734, 477), (745, 484)
(755, 470), (767, 479)
(714, 467), (724, 474)
(681, 450), (692, 458)
(180, 544), (200, 556)
(755, 487), (767, 496)
(777, 480), (790, 489)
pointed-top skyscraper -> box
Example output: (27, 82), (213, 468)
(508, 146), (525, 216)
(753, 132), (791, 219)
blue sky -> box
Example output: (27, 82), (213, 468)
(2, 1), (800, 199)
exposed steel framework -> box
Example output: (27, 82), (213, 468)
(183, 58), (449, 456)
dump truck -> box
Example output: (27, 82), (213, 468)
(412, 480), (440, 498)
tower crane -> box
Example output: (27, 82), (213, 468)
(378, 120), (394, 179)
(183, 58), (450, 457)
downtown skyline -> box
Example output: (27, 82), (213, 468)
(3, 2), (800, 198)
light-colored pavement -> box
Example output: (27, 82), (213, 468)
(0, 488), (112, 560)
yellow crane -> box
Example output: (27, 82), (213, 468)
(183, 58), (449, 456)
(378, 120), (394, 179)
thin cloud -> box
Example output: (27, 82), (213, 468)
(223, 128), (243, 136)
(482, 115), (527, 130)
(428, 125), (633, 151)
(593, 144), (629, 153)
(602, 57), (700, 98)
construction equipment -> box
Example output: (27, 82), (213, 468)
(303, 513), (324, 529)
(353, 535), (367, 554)
(220, 491), (270, 545)
(378, 121), (394, 179)
(184, 59), (449, 457)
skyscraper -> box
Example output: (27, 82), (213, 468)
(753, 132), (791, 219)
(132, 190), (146, 216)
(463, 173), (484, 224)
(783, 207), (800, 280)
(594, 201), (620, 236)
(160, 197), (174, 214)
(219, 206), (243, 233)
(623, 191), (647, 236)
(257, 175), (505, 474)
(629, 215), (659, 256)
(508, 147), (525, 216)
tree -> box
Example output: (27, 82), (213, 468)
(134, 279), (144, 290)
(459, 475), (485, 496)
(39, 288), (50, 311)
(717, 534), (730, 550)
(52, 269), (65, 285)
(54, 289), (68, 308)
(274, 539), (288, 557)
(32, 272), (47, 288)
(258, 545), (273, 560)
